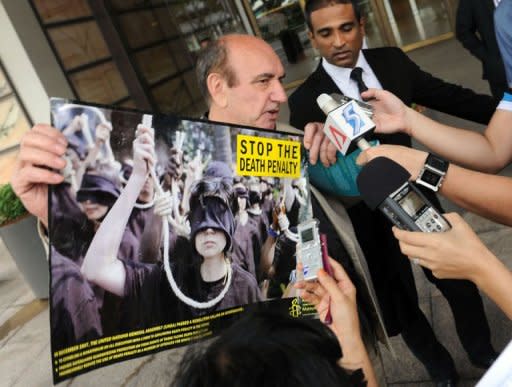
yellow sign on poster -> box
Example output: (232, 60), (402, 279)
(236, 134), (301, 178)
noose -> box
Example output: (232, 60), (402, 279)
(141, 114), (232, 309)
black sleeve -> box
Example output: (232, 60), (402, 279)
(121, 260), (162, 329)
(402, 49), (497, 124)
(288, 86), (328, 131)
(455, 0), (486, 60)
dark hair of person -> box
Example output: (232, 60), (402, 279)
(171, 310), (366, 387)
(304, 0), (362, 31)
(195, 38), (238, 104)
(232, 186), (249, 214)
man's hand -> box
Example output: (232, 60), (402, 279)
(303, 122), (338, 167)
(11, 124), (67, 227)
(356, 144), (427, 180)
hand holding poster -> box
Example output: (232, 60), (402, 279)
(49, 99), (316, 383)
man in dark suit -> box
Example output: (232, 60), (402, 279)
(456, 0), (507, 99)
(289, 1), (498, 385)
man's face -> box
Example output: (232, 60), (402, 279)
(309, 3), (365, 68)
(222, 40), (287, 129)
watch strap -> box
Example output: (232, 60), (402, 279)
(425, 153), (449, 174)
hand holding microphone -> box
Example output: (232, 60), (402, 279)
(357, 156), (450, 233)
(303, 93), (376, 167)
(356, 144), (427, 180)
(303, 122), (337, 166)
(360, 88), (414, 136)
(316, 93), (376, 155)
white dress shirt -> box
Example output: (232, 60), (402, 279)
(321, 52), (383, 99)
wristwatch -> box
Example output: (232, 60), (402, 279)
(415, 153), (449, 192)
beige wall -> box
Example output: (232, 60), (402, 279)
(0, 0), (73, 123)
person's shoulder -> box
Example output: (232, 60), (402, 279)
(364, 47), (414, 71)
(364, 46), (406, 59)
(289, 65), (324, 102)
(231, 263), (258, 286)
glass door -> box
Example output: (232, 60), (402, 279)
(380, 0), (454, 49)
(232, 0), (457, 87)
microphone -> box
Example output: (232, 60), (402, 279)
(356, 157), (451, 232)
(316, 93), (375, 155)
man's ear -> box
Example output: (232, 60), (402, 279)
(360, 16), (366, 37)
(308, 30), (317, 49)
(206, 72), (228, 108)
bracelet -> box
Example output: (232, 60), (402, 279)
(267, 226), (280, 238)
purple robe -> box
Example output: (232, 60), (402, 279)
(51, 251), (102, 350)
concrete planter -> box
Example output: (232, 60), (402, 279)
(0, 214), (49, 299)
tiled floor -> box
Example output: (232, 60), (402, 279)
(1, 38), (511, 386)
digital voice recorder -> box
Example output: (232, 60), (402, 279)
(297, 219), (324, 281)
(357, 156), (451, 232)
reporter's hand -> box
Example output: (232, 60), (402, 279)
(295, 258), (363, 363)
(303, 122), (337, 167)
(361, 88), (410, 135)
(11, 124), (67, 227)
(356, 144), (427, 179)
(393, 212), (494, 282)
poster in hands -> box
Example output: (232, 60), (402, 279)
(48, 99), (315, 383)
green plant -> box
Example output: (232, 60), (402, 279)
(0, 183), (27, 226)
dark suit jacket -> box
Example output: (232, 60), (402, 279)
(289, 47), (497, 137)
(456, 0), (506, 89)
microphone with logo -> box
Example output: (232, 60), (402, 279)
(316, 93), (375, 155)
(356, 156), (451, 232)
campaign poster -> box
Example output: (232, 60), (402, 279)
(48, 99), (316, 383)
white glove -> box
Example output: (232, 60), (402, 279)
(277, 212), (290, 232)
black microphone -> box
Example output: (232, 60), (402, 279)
(356, 157), (450, 232)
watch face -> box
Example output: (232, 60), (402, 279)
(420, 169), (442, 186)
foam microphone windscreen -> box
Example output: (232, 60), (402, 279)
(356, 157), (411, 209)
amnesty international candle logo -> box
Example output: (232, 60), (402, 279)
(288, 298), (302, 318)
(236, 134), (301, 178)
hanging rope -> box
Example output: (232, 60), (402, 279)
(141, 115), (232, 309)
